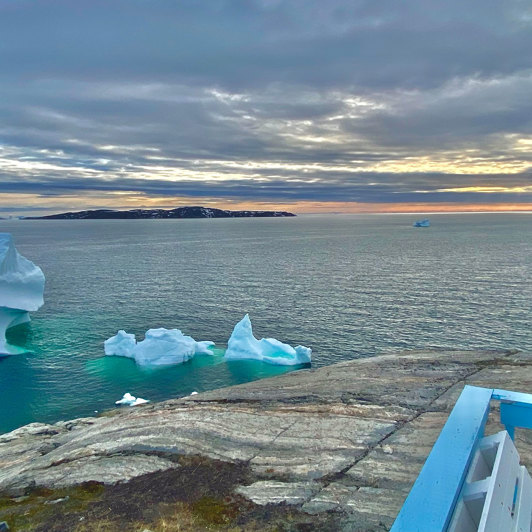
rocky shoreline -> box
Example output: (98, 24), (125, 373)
(1, 349), (530, 531)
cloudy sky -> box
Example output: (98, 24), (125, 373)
(1, 0), (532, 215)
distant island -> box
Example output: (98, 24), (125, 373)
(25, 206), (296, 220)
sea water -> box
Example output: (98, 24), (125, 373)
(0, 213), (530, 433)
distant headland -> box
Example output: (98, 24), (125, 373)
(25, 206), (296, 220)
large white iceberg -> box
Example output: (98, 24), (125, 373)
(104, 327), (215, 366)
(0, 233), (45, 354)
(224, 314), (311, 366)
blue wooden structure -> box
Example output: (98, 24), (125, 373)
(391, 385), (532, 532)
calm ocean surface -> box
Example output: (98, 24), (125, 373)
(0, 214), (530, 433)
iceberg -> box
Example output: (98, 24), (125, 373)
(0, 233), (45, 354)
(224, 314), (311, 366)
(103, 330), (136, 359)
(115, 393), (149, 406)
(104, 327), (215, 366)
(413, 218), (430, 227)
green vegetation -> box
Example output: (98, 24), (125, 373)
(0, 456), (336, 531)
(0, 483), (105, 531)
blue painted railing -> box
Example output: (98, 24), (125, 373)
(391, 385), (532, 532)
(493, 388), (532, 440)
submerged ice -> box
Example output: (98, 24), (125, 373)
(0, 233), (45, 354)
(105, 327), (215, 366)
(224, 314), (311, 366)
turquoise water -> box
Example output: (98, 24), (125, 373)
(0, 214), (530, 433)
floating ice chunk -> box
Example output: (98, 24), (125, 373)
(115, 392), (149, 406)
(105, 327), (215, 366)
(413, 218), (430, 227)
(134, 328), (214, 366)
(115, 393), (136, 405)
(190, 391), (198, 396)
(224, 315), (311, 366)
(131, 397), (149, 406)
(0, 233), (45, 354)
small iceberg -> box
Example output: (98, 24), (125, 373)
(115, 392), (149, 406)
(0, 233), (45, 354)
(224, 314), (311, 366)
(413, 218), (430, 227)
(104, 327), (215, 366)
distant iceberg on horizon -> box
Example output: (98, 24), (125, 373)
(413, 218), (430, 227)
(0, 233), (45, 354)
(104, 327), (215, 366)
(224, 314), (311, 366)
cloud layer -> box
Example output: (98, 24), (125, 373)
(1, 0), (531, 214)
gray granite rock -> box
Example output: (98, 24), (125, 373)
(192, 350), (508, 410)
(236, 480), (321, 505)
(344, 411), (448, 491)
(302, 483), (402, 528)
(6, 454), (179, 493)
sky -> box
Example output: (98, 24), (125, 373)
(1, 0), (532, 216)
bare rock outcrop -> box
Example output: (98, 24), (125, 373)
(0, 349), (530, 530)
